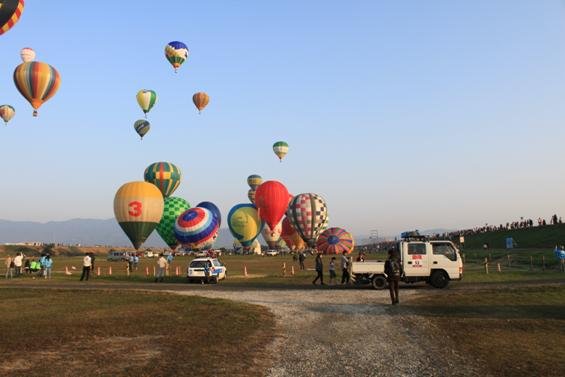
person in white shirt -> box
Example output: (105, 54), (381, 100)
(13, 253), (23, 277)
(80, 253), (92, 281)
(155, 254), (168, 283)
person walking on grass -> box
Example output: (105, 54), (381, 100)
(155, 253), (168, 283)
(340, 251), (350, 284)
(312, 253), (324, 285)
(298, 251), (306, 270)
(43, 255), (53, 280)
(4, 255), (14, 279)
(329, 256), (337, 285)
(80, 253), (92, 281)
(384, 249), (402, 305)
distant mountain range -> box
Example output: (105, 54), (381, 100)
(0, 219), (456, 248)
(0, 219), (235, 249)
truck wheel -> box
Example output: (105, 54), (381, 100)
(372, 275), (387, 290)
(430, 270), (449, 289)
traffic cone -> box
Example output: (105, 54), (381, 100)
(145, 266), (149, 277)
(282, 262), (286, 277)
(175, 266), (180, 276)
(65, 266), (71, 275)
(291, 265), (295, 276)
(108, 266), (112, 276)
(153, 266), (156, 277)
(244, 264), (248, 277)
(97, 266), (101, 276)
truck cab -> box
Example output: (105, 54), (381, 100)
(398, 232), (463, 288)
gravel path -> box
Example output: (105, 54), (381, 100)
(173, 287), (484, 377)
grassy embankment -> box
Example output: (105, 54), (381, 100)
(0, 288), (275, 377)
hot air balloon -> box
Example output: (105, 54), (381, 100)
(155, 197), (191, 250)
(20, 47), (35, 62)
(192, 92), (209, 113)
(261, 220), (282, 249)
(144, 162), (182, 198)
(286, 193), (328, 248)
(0, 0), (24, 36)
(134, 119), (150, 140)
(255, 180), (289, 231)
(228, 204), (263, 248)
(136, 89), (157, 118)
(0, 105), (15, 125)
(13, 62), (61, 117)
(272, 141), (289, 162)
(248, 189), (256, 204)
(247, 174), (263, 190)
(114, 181), (164, 250)
(174, 207), (219, 250)
(316, 227), (355, 255)
(164, 41), (189, 72)
(197, 201), (221, 228)
(281, 216), (305, 251)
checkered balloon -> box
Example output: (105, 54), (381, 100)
(286, 193), (328, 248)
(156, 197), (191, 250)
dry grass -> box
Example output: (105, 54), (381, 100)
(0, 288), (275, 377)
(399, 286), (565, 377)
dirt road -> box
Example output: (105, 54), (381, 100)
(173, 287), (484, 377)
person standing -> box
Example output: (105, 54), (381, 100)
(155, 253), (168, 283)
(312, 253), (324, 285)
(89, 253), (96, 275)
(4, 255), (14, 279)
(298, 252), (306, 271)
(340, 251), (350, 284)
(384, 249), (401, 305)
(43, 255), (53, 280)
(80, 253), (92, 281)
(13, 253), (23, 277)
(328, 256), (337, 285)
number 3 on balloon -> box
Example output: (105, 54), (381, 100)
(128, 201), (142, 217)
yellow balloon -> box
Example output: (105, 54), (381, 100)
(228, 204), (262, 247)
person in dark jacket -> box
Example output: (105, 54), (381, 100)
(384, 249), (401, 305)
(312, 253), (324, 285)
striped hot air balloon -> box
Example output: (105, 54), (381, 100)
(156, 197), (191, 250)
(164, 41), (189, 72)
(247, 174), (263, 190)
(136, 89), (157, 118)
(0, 0), (24, 36)
(114, 181), (164, 250)
(272, 141), (289, 162)
(286, 193), (329, 248)
(228, 204), (263, 248)
(0, 105), (15, 125)
(134, 119), (150, 140)
(174, 207), (219, 250)
(13, 62), (61, 117)
(197, 201), (222, 228)
(281, 216), (305, 251)
(143, 162), (182, 198)
(316, 227), (355, 255)
(192, 92), (209, 113)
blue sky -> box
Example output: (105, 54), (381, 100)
(1, 1), (565, 238)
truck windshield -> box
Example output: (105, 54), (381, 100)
(432, 243), (457, 261)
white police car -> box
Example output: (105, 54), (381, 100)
(187, 257), (227, 284)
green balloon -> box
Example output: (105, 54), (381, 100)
(156, 197), (191, 249)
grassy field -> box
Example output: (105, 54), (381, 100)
(0, 288), (275, 377)
(462, 223), (565, 249)
(398, 286), (565, 377)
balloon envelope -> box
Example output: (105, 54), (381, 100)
(0, 105), (15, 125)
(192, 92), (209, 112)
(248, 189), (256, 204)
(144, 162), (182, 198)
(13, 62), (61, 116)
(247, 174), (263, 190)
(0, 0), (24, 36)
(114, 181), (164, 250)
(281, 216), (305, 251)
(20, 47), (35, 62)
(156, 197), (191, 250)
(174, 207), (219, 250)
(255, 181), (289, 231)
(316, 227), (355, 255)
(165, 41), (189, 71)
(136, 89), (157, 116)
(134, 119), (150, 139)
(197, 201), (222, 228)
(286, 193), (328, 248)
(261, 220), (282, 249)
(228, 204), (263, 247)
(273, 141), (289, 161)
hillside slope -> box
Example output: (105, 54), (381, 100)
(463, 224), (565, 249)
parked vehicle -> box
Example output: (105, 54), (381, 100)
(264, 250), (279, 256)
(350, 231), (463, 289)
(187, 258), (227, 284)
(107, 250), (130, 262)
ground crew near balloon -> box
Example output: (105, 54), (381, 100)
(312, 253), (324, 285)
(155, 253), (168, 283)
(385, 249), (402, 305)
